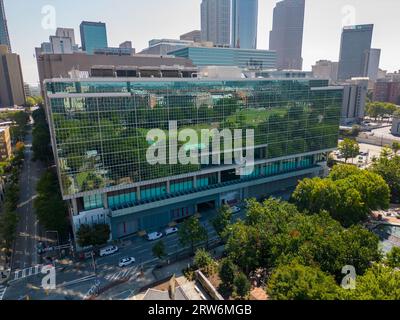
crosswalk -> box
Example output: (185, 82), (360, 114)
(12, 264), (43, 281)
(104, 265), (139, 282)
(0, 285), (6, 300)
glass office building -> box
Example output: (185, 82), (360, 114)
(45, 78), (342, 239)
(232, 0), (258, 49)
(0, 0), (11, 52)
(338, 24), (374, 81)
(169, 46), (276, 69)
(80, 21), (108, 54)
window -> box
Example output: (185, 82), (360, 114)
(83, 194), (103, 211)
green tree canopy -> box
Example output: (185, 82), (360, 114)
(385, 247), (400, 268)
(211, 204), (232, 237)
(152, 240), (166, 260)
(76, 224), (110, 248)
(267, 261), (340, 300)
(178, 216), (208, 254)
(340, 264), (400, 300)
(224, 199), (381, 280)
(338, 139), (360, 163)
(292, 164), (390, 227)
(233, 272), (251, 299)
(370, 154), (400, 203)
(34, 170), (69, 237)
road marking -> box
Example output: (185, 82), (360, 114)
(105, 265), (139, 282)
(13, 264), (43, 281)
(0, 285), (6, 300)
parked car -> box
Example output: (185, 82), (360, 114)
(118, 257), (136, 268)
(231, 206), (241, 214)
(99, 245), (119, 257)
(147, 232), (163, 241)
(165, 227), (178, 236)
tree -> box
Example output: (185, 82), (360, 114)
(366, 102), (398, 121)
(152, 240), (166, 260)
(32, 106), (52, 163)
(212, 205), (232, 237)
(15, 141), (25, 153)
(224, 198), (381, 280)
(292, 165), (390, 227)
(34, 170), (69, 237)
(340, 264), (400, 300)
(219, 258), (237, 289)
(0, 210), (19, 250)
(380, 146), (393, 159)
(25, 96), (36, 108)
(178, 216), (208, 254)
(370, 155), (400, 203)
(338, 139), (359, 163)
(385, 247), (400, 268)
(76, 224), (110, 248)
(233, 272), (251, 299)
(194, 248), (216, 276)
(267, 261), (340, 300)
(392, 142), (400, 155)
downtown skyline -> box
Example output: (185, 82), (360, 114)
(3, 0), (400, 84)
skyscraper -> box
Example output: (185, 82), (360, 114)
(231, 0), (258, 49)
(269, 0), (305, 70)
(201, 0), (231, 46)
(364, 48), (381, 82)
(0, 0), (11, 52)
(337, 24), (374, 81)
(80, 21), (108, 54)
(0, 45), (25, 108)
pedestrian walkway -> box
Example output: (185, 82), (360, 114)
(12, 264), (43, 281)
(0, 285), (6, 300)
(104, 265), (139, 282)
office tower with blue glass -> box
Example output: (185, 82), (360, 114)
(0, 0), (11, 52)
(169, 46), (276, 69)
(269, 0), (305, 70)
(231, 0), (258, 49)
(44, 75), (343, 240)
(80, 21), (108, 54)
(201, 0), (231, 46)
(338, 24), (374, 81)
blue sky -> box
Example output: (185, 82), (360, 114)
(4, 0), (400, 85)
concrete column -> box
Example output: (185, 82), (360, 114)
(137, 186), (141, 201)
(102, 193), (108, 209)
(71, 198), (78, 216)
(218, 171), (221, 184)
(166, 180), (171, 193)
(193, 176), (197, 188)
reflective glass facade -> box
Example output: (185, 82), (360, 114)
(80, 21), (108, 54)
(46, 78), (342, 200)
(0, 0), (11, 52)
(169, 47), (276, 69)
(232, 0), (258, 49)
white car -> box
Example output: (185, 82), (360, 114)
(99, 245), (119, 257)
(231, 206), (241, 214)
(147, 232), (163, 241)
(165, 227), (178, 236)
(118, 257), (136, 268)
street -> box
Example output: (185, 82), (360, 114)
(2, 186), (291, 300)
(2, 207), (237, 300)
(11, 127), (45, 271)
